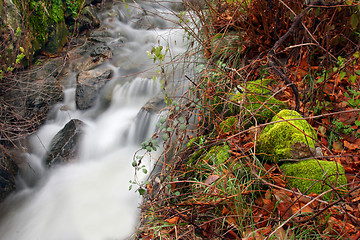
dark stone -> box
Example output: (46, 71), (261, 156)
(90, 45), (112, 58)
(78, 5), (100, 32)
(142, 95), (165, 113)
(44, 21), (69, 54)
(45, 119), (85, 167)
(76, 68), (113, 110)
(0, 149), (18, 202)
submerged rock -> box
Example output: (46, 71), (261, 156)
(280, 159), (347, 201)
(45, 119), (85, 167)
(257, 110), (317, 162)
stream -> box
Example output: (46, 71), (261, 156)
(0, 1), (189, 239)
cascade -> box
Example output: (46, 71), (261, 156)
(0, 1), (189, 239)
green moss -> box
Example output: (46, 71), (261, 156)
(50, 0), (65, 23)
(65, 0), (83, 18)
(230, 79), (286, 124)
(29, 0), (50, 44)
(219, 116), (237, 135)
(257, 110), (317, 162)
(280, 159), (347, 201)
(204, 144), (230, 165)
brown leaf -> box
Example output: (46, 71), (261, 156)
(344, 140), (359, 150)
(165, 216), (179, 224)
(333, 141), (344, 151)
(205, 174), (220, 185)
(278, 202), (293, 220)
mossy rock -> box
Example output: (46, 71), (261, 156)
(230, 79), (286, 124)
(280, 159), (347, 201)
(219, 116), (237, 135)
(257, 110), (317, 162)
(204, 144), (230, 165)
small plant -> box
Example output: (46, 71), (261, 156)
(344, 87), (360, 108)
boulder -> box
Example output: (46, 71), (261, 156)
(257, 110), (317, 162)
(257, 110), (317, 161)
(77, 5), (100, 32)
(230, 79), (286, 124)
(72, 43), (113, 71)
(45, 119), (85, 167)
(280, 159), (347, 201)
(89, 30), (113, 43)
(76, 68), (113, 110)
(44, 21), (69, 54)
(142, 96), (165, 113)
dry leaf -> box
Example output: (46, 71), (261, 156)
(344, 140), (359, 150)
(165, 216), (179, 224)
(205, 174), (220, 185)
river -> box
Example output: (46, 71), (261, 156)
(0, 1), (189, 239)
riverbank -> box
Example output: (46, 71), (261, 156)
(137, 0), (360, 239)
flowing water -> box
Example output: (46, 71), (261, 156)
(0, 1), (188, 239)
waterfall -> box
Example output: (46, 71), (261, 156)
(0, 1), (189, 239)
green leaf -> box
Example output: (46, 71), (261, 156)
(162, 133), (169, 141)
(175, 191), (180, 196)
(138, 188), (146, 195)
(132, 161), (137, 167)
(178, 116), (185, 123)
(180, 124), (186, 130)
(350, 75), (357, 83)
(129, 185), (132, 191)
(339, 71), (346, 81)
(351, 13), (359, 29)
(142, 168), (148, 174)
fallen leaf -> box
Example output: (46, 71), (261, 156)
(333, 141), (344, 151)
(344, 140), (359, 150)
(165, 216), (179, 224)
(205, 174), (220, 185)
(278, 202), (293, 220)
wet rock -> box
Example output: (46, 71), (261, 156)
(90, 45), (112, 58)
(44, 21), (69, 54)
(76, 68), (114, 110)
(1, 0), (21, 33)
(89, 30), (113, 43)
(77, 5), (100, 32)
(45, 119), (85, 167)
(142, 95), (165, 113)
(0, 150), (18, 201)
(78, 41), (97, 55)
(73, 43), (113, 71)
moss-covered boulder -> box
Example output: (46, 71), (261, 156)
(204, 144), (230, 165)
(230, 79), (286, 124)
(187, 139), (230, 167)
(257, 110), (317, 162)
(280, 159), (347, 201)
(219, 116), (237, 136)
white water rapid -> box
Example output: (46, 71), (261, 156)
(0, 1), (188, 239)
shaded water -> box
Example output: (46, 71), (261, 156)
(0, 1), (188, 239)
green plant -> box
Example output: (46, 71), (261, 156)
(344, 87), (360, 108)
(332, 119), (354, 135)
